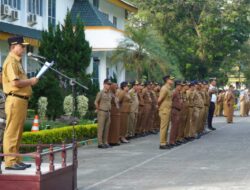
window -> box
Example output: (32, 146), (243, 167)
(1, 0), (21, 10)
(113, 16), (117, 28)
(93, 57), (100, 85)
(125, 10), (128, 20)
(93, 0), (99, 9)
(48, 0), (56, 27)
(27, 0), (43, 16)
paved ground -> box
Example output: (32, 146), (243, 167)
(77, 114), (250, 190)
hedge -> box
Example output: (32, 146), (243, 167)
(22, 124), (97, 145)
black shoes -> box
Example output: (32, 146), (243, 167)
(159, 144), (171, 150)
(208, 126), (216, 131)
(5, 163), (26, 170)
(18, 162), (32, 168)
(98, 144), (112, 149)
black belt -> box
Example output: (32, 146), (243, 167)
(172, 107), (181, 111)
(6, 93), (29, 100)
(99, 109), (110, 112)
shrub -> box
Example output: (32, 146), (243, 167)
(77, 95), (88, 118)
(38, 97), (48, 120)
(63, 95), (74, 116)
(22, 124), (97, 145)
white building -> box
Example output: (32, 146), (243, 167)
(0, 0), (137, 88)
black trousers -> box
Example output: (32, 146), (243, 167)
(208, 102), (215, 128)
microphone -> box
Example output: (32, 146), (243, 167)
(27, 52), (47, 61)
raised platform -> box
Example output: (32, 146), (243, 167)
(1, 162), (62, 175)
(0, 143), (78, 190)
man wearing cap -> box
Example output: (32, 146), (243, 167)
(3, 36), (39, 170)
(158, 75), (174, 149)
(128, 81), (139, 138)
(149, 82), (158, 134)
(95, 79), (112, 148)
(178, 81), (189, 142)
(208, 78), (217, 130)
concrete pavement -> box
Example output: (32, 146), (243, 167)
(77, 115), (250, 190)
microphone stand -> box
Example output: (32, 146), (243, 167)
(30, 57), (88, 142)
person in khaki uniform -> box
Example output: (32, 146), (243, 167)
(118, 82), (131, 143)
(169, 80), (183, 147)
(95, 79), (112, 149)
(135, 82), (145, 136)
(149, 82), (158, 134)
(186, 82), (196, 139)
(128, 81), (139, 138)
(178, 81), (189, 142)
(141, 82), (152, 135)
(197, 82), (205, 134)
(158, 75), (174, 149)
(203, 82), (210, 131)
(224, 85), (235, 123)
(153, 83), (161, 132)
(108, 83), (121, 146)
(3, 36), (38, 170)
(193, 81), (204, 138)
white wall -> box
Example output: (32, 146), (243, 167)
(0, 0), (74, 31)
(99, 0), (126, 30)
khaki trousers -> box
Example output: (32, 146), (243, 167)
(128, 112), (137, 137)
(185, 107), (193, 137)
(3, 96), (28, 167)
(159, 110), (171, 145)
(120, 112), (129, 137)
(97, 110), (110, 145)
(192, 107), (200, 135)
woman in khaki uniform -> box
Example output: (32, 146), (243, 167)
(135, 83), (145, 136)
(118, 82), (131, 143)
(108, 83), (121, 145)
(224, 85), (235, 123)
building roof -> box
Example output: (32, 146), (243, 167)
(0, 21), (42, 39)
(71, 0), (115, 27)
(108, 0), (137, 12)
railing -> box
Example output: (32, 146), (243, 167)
(0, 141), (78, 175)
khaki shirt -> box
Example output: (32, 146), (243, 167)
(129, 88), (139, 113)
(2, 52), (32, 97)
(193, 90), (204, 108)
(158, 84), (173, 113)
(118, 90), (131, 113)
(95, 90), (112, 111)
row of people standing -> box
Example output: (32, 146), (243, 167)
(158, 76), (218, 149)
(95, 79), (161, 149)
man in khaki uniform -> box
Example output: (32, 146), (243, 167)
(3, 36), (38, 170)
(128, 81), (139, 138)
(186, 82), (196, 139)
(95, 79), (112, 148)
(158, 75), (174, 149)
(193, 81), (204, 138)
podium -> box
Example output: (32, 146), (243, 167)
(0, 142), (78, 190)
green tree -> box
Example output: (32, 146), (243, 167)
(129, 0), (250, 81)
(30, 11), (92, 120)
